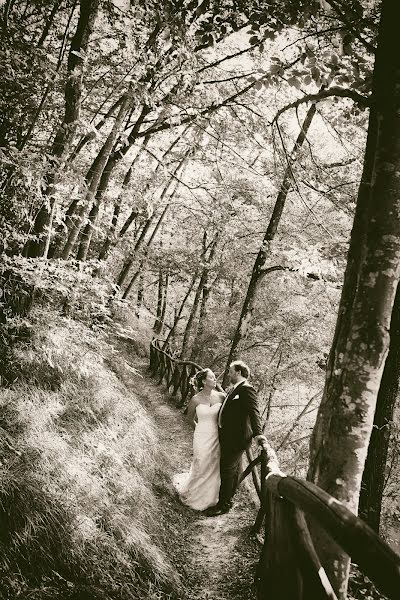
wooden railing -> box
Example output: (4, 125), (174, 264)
(149, 338), (400, 600)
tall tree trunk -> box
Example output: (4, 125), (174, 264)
(180, 270), (207, 359)
(154, 269), (169, 335)
(222, 101), (317, 386)
(307, 3), (400, 597)
(189, 282), (210, 361)
(358, 281), (400, 532)
(153, 268), (165, 334)
(160, 270), (169, 333)
(96, 135), (153, 263)
(23, 0), (99, 258)
(120, 201), (171, 299)
(60, 105), (150, 259)
(95, 138), (149, 265)
(116, 147), (191, 292)
(135, 272), (144, 318)
(96, 147), (141, 264)
(47, 197), (79, 258)
(76, 93), (132, 261)
(16, 0), (77, 154)
(68, 95), (125, 163)
(189, 235), (219, 361)
(115, 129), (186, 241)
(116, 218), (155, 290)
(84, 104), (150, 194)
(37, 0), (63, 47)
(164, 274), (197, 347)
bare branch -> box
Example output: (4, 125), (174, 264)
(272, 86), (371, 124)
(137, 79), (259, 139)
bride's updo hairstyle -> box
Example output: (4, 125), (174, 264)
(190, 369), (209, 392)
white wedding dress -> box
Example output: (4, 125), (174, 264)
(173, 402), (221, 511)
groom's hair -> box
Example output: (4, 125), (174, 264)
(230, 360), (250, 379)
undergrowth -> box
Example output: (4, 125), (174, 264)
(0, 304), (182, 600)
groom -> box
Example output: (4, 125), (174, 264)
(206, 360), (268, 516)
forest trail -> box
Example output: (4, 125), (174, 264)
(112, 340), (260, 600)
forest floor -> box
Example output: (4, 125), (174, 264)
(111, 335), (262, 600)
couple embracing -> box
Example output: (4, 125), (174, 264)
(173, 360), (268, 516)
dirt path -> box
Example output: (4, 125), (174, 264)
(113, 346), (261, 600)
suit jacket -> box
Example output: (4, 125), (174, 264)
(218, 381), (262, 451)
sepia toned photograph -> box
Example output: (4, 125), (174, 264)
(0, 0), (399, 599)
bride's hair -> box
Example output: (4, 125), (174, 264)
(189, 369), (209, 392)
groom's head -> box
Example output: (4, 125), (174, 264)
(229, 360), (250, 385)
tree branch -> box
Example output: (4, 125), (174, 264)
(259, 264), (340, 287)
(272, 87), (371, 124)
(136, 79), (259, 139)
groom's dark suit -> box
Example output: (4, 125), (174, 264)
(218, 380), (262, 508)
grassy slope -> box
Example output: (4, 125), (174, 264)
(0, 306), (186, 600)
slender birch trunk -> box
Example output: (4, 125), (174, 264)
(222, 101), (317, 386)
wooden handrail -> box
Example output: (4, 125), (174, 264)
(149, 338), (400, 600)
(265, 474), (400, 600)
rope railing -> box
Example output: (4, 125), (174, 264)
(149, 338), (400, 600)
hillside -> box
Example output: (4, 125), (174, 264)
(0, 301), (266, 600)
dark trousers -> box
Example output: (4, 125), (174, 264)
(218, 445), (244, 507)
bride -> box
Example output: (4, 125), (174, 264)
(173, 368), (225, 511)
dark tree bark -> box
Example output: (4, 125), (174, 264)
(82, 104), (151, 200)
(222, 101), (317, 387)
(97, 130), (190, 263)
(164, 274), (197, 347)
(68, 95), (125, 163)
(180, 231), (213, 359)
(59, 104), (149, 259)
(37, 0), (63, 47)
(116, 218), (155, 290)
(23, 0), (100, 258)
(189, 235), (219, 361)
(154, 269), (169, 335)
(47, 197), (79, 258)
(94, 138), (149, 265)
(76, 93), (132, 261)
(95, 143), (144, 264)
(116, 147), (191, 292)
(359, 282), (400, 532)
(189, 282), (210, 361)
(154, 269), (165, 334)
(135, 272), (144, 318)
(121, 201), (171, 299)
(180, 269), (207, 359)
(16, 0), (78, 154)
(307, 2), (400, 597)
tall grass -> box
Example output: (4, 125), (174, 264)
(0, 307), (181, 599)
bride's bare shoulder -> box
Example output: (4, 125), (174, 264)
(212, 390), (225, 404)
